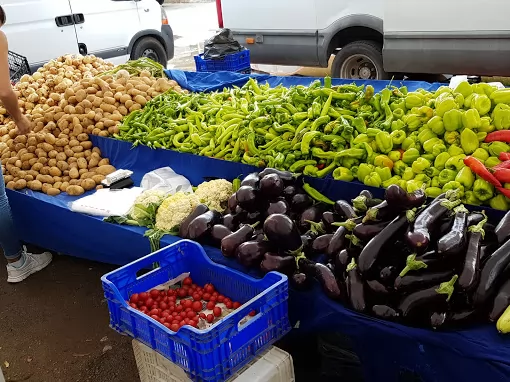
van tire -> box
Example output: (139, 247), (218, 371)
(331, 40), (390, 80)
(131, 37), (168, 67)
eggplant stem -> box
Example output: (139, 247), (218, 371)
(453, 204), (469, 215)
(363, 207), (379, 223)
(435, 275), (458, 302)
(406, 208), (416, 223)
(468, 210), (487, 238)
(352, 195), (368, 212)
(346, 258), (357, 272)
(294, 252), (307, 269)
(332, 219), (357, 231)
(306, 220), (326, 235)
(345, 234), (362, 247)
(440, 199), (462, 210)
(399, 254), (428, 277)
(444, 189), (460, 201)
(250, 221), (260, 229)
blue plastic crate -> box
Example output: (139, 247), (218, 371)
(101, 240), (290, 382)
(194, 50), (250, 73)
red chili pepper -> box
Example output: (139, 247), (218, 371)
(463, 156), (502, 187)
(317, 163), (325, 170)
(494, 169), (510, 183)
(500, 152), (510, 161)
(485, 131), (510, 143)
(494, 160), (510, 171)
(497, 187), (510, 199)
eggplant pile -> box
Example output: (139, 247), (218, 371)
(179, 169), (510, 330)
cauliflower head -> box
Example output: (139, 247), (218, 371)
(155, 192), (200, 231)
(128, 189), (168, 223)
(194, 179), (233, 212)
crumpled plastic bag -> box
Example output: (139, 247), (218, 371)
(203, 28), (244, 60)
(141, 167), (193, 194)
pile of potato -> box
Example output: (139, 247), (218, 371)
(0, 54), (183, 196)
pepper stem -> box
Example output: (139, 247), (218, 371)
(468, 210), (487, 238)
(352, 195), (368, 212)
(399, 254), (428, 277)
(346, 258), (357, 272)
(435, 275), (459, 302)
(332, 219), (357, 231)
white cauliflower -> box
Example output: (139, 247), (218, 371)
(194, 179), (233, 212)
(155, 192), (200, 231)
(133, 189), (168, 207)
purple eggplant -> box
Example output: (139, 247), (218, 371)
(260, 252), (296, 275)
(373, 305), (399, 320)
(299, 257), (342, 300)
(346, 259), (366, 311)
(385, 185), (426, 209)
(222, 214), (237, 231)
(326, 226), (347, 257)
(333, 200), (357, 219)
(353, 220), (388, 241)
(221, 223), (258, 258)
(431, 310), (478, 329)
(263, 214), (302, 253)
(179, 204), (209, 238)
(227, 193), (238, 213)
(283, 185), (299, 202)
(366, 280), (390, 295)
(267, 199), (289, 215)
(259, 173), (284, 199)
(237, 241), (272, 267)
(495, 210), (510, 244)
(291, 193), (313, 213)
(351, 190), (382, 212)
(240, 172), (260, 188)
(187, 210), (222, 241)
(363, 200), (400, 223)
(299, 206), (324, 232)
(489, 279), (510, 321)
(246, 211), (265, 224)
(321, 211), (340, 232)
(379, 265), (398, 284)
(458, 217), (486, 292)
(258, 168), (294, 184)
(211, 224), (232, 243)
(312, 234), (334, 255)
(394, 270), (454, 292)
(467, 212), (485, 227)
(236, 186), (260, 212)
(437, 207), (468, 257)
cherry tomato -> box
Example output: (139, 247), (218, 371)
(187, 311), (197, 319)
(178, 289), (187, 298)
(225, 301), (233, 309)
(172, 319), (180, 325)
(179, 320), (186, 327)
(210, 297), (217, 303)
(169, 306), (175, 312)
(213, 307), (222, 317)
(192, 293), (201, 301)
(176, 305), (184, 313)
(160, 302), (168, 310)
(190, 320), (198, 328)
(140, 306), (148, 313)
(205, 284), (215, 294)
(183, 277), (193, 286)
(170, 323), (180, 332)
(149, 308), (159, 316)
(206, 301), (215, 310)
(233, 302), (241, 309)
(159, 317), (167, 324)
(184, 318), (190, 324)
(162, 296), (169, 303)
(164, 322), (172, 329)
(184, 300), (193, 309)
(139, 292), (149, 301)
(206, 314), (214, 323)
(162, 311), (171, 318)
(212, 292), (219, 297)
(160, 290), (166, 296)
(145, 298), (154, 308)
(192, 301), (202, 312)
(156, 296), (162, 302)
(129, 303), (138, 309)
(199, 312), (206, 319)
(168, 296), (177, 303)
(150, 314), (159, 321)
(249, 310), (256, 317)
(167, 289), (175, 296)
(185, 307), (192, 313)
(150, 289), (160, 298)
(203, 293), (211, 301)
(130, 293), (139, 304)
(217, 295), (225, 303)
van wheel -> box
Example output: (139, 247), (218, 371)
(332, 40), (389, 80)
(131, 37), (168, 67)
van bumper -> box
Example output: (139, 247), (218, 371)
(162, 25), (174, 60)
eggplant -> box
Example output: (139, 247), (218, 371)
(480, 244), (496, 265)
(363, 200), (400, 223)
(482, 223), (498, 244)
(260, 252), (296, 275)
(299, 206), (324, 232)
(237, 241), (271, 267)
(394, 270), (454, 292)
(299, 257), (341, 300)
(379, 266), (398, 284)
(326, 226), (347, 257)
(458, 224), (485, 292)
(252, 231), (266, 242)
(489, 279), (510, 321)
(333, 200), (357, 219)
(467, 212), (485, 227)
(372, 305), (399, 320)
(179, 204), (209, 238)
(495, 210), (510, 244)
(437, 208), (468, 257)
(436, 216), (454, 237)
(227, 193), (238, 213)
(353, 221), (388, 241)
(385, 185), (426, 209)
(431, 310), (478, 329)
(283, 185), (299, 202)
(291, 193), (313, 213)
(406, 197), (459, 250)
(211, 224), (232, 243)
(473, 233), (510, 305)
(240, 172), (260, 188)
(221, 223), (258, 258)
(366, 279), (389, 295)
(290, 272), (312, 291)
(258, 168), (294, 184)
(312, 234), (334, 255)
(264, 214), (302, 253)
(222, 214), (237, 231)
(351, 190), (382, 212)
(187, 210), (222, 241)
(301, 234), (314, 255)
(267, 199), (289, 215)
(236, 186), (260, 212)
(346, 259), (366, 311)
(246, 211), (265, 224)
(259, 173), (284, 199)
(334, 249), (351, 278)
(398, 275), (458, 318)
(322, 211), (339, 232)
(358, 213), (410, 275)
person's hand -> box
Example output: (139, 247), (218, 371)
(15, 115), (32, 136)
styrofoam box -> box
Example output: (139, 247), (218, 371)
(133, 340), (295, 382)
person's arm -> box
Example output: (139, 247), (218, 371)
(0, 32), (21, 122)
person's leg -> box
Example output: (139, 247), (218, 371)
(0, 167), (24, 262)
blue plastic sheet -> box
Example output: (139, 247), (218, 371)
(6, 72), (510, 381)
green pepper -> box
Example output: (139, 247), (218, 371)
(366, 128), (380, 138)
(492, 104), (510, 131)
(335, 148), (366, 160)
(455, 166), (475, 189)
(301, 131), (321, 154)
(393, 160), (407, 176)
(394, 179), (407, 190)
(485, 156), (501, 168)
(490, 194), (510, 211)
(443, 109), (463, 131)
(374, 155), (394, 168)
(472, 148), (490, 163)
(375, 131), (393, 154)
(401, 135), (419, 150)
(402, 167), (415, 181)
(375, 166), (392, 182)
(402, 148), (420, 165)
(432, 143), (447, 157)
(314, 162), (336, 178)
(454, 82), (473, 98)
(357, 163), (375, 183)
(472, 94), (492, 116)
(390, 130), (406, 145)
(489, 142), (510, 157)
(427, 116), (445, 135)
(405, 93), (424, 109)
(460, 127), (479, 154)
(390, 99), (406, 112)
(431, 176), (440, 188)
(464, 93), (475, 109)
(351, 117), (367, 134)
(393, 108), (405, 120)
(473, 178), (494, 202)
(382, 175), (401, 188)
(350, 165), (359, 178)
(426, 187), (443, 198)
(422, 137), (442, 154)
(352, 133), (370, 145)
(418, 128), (437, 144)
(463, 190), (481, 206)
(435, 97), (458, 118)
(454, 93), (465, 109)
(415, 173), (431, 184)
(478, 116), (495, 133)
(289, 160), (317, 173)
(442, 181), (464, 198)
(411, 158), (430, 174)
(448, 144), (464, 157)
(341, 157), (360, 168)
(445, 154), (466, 171)
(439, 169), (458, 186)
(490, 89), (510, 104)
(424, 167), (440, 178)
(333, 167), (354, 182)
(391, 119), (406, 132)
(462, 109), (481, 130)
(388, 150), (401, 162)
(403, 114), (422, 131)
(477, 132), (487, 142)
(406, 180), (424, 193)
(444, 131), (460, 145)
(364, 172), (382, 188)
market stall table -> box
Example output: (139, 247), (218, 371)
(6, 72), (510, 382)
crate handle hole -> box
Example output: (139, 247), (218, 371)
(136, 262), (161, 279)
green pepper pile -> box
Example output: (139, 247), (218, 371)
(114, 77), (510, 210)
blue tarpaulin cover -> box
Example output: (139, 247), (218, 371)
(7, 71), (510, 382)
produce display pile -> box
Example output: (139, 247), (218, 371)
(114, 78), (510, 210)
(0, 55), (183, 196)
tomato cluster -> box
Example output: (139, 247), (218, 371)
(127, 277), (255, 332)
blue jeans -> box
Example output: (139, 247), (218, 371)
(0, 162), (23, 259)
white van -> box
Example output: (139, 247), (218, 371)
(3, 0), (174, 71)
(217, 0), (510, 79)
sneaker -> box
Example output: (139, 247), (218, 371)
(6, 248), (52, 283)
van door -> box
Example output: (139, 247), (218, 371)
(383, 0), (510, 76)
(2, 0), (79, 69)
(68, 0), (141, 61)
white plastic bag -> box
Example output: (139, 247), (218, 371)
(141, 167), (193, 194)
